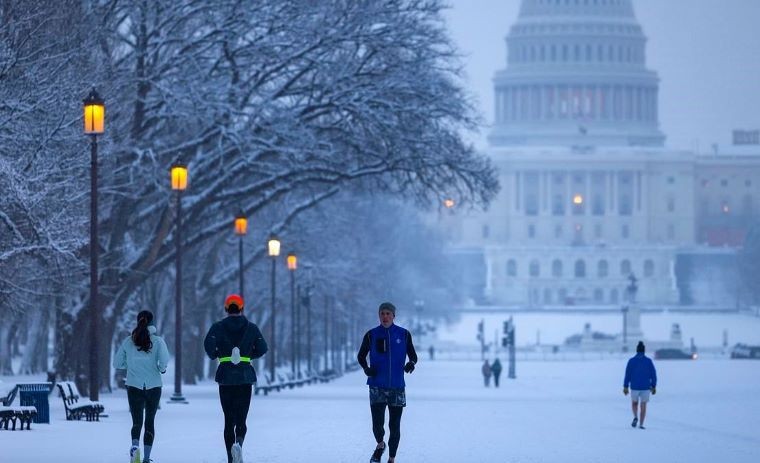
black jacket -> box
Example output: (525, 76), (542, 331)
(204, 315), (268, 385)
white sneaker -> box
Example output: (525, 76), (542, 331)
(130, 446), (140, 463)
(231, 442), (243, 463)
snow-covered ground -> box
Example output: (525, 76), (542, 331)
(2, 359), (759, 462)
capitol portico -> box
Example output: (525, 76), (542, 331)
(447, 0), (760, 308)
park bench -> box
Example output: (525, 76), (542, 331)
(56, 381), (104, 421)
(254, 372), (292, 395)
(0, 386), (38, 430)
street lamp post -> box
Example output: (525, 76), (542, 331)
(170, 161), (188, 403)
(268, 235), (281, 381)
(287, 253), (297, 376)
(83, 89), (104, 401)
(234, 210), (248, 299)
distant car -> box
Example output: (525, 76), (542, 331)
(654, 348), (697, 360)
(730, 344), (760, 359)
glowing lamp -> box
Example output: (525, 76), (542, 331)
(287, 253), (297, 271)
(170, 161), (188, 191)
(444, 198), (455, 209)
(573, 194), (584, 205)
(83, 89), (105, 135)
(234, 211), (248, 235)
(268, 235), (281, 257)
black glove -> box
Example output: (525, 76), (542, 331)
(363, 366), (377, 377)
(404, 361), (416, 373)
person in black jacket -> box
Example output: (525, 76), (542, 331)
(204, 294), (268, 463)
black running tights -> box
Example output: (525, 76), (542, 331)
(127, 386), (162, 446)
(219, 384), (253, 462)
(371, 404), (403, 458)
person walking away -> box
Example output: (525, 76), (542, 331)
(482, 360), (492, 387)
(113, 310), (170, 463)
(357, 302), (418, 463)
(491, 358), (503, 388)
(623, 341), (657, 429)
(204, 294), (268, 463)
(428, 345), (435, 361)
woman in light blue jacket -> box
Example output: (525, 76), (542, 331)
(114, 310), (170, 463)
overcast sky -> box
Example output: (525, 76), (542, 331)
(443, 0), (760, 152)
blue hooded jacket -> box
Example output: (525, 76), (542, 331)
(624, 352), (657, 390)
(359, 324), (415, 390)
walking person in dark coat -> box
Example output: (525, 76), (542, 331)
(623, 341), (657, 429)
(113, 310), (170, 463)
(357, 302), (418, 463)
(491, 358), (503, 388)
(481, 360), (492, 387)
(204, 294), (268, 463)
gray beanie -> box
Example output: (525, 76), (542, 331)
(378, 302), (396, 315)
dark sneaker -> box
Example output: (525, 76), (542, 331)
(631, 417), (638, 428)
(370, 443), (386, 462)
(639, 425), (646, 430)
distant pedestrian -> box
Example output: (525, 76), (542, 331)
(204, 294), (268, 463)
(357, 302), (418, 463)
(481, 360), (492, 387)
(491, 358), (503, 387)
(428, 345), (435, 361)
(113, 310), (170, 463)
(623, 341), (657, 430)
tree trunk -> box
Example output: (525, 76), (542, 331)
(19, 307), (48, 374)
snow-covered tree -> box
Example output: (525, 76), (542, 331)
(1, 0), (498, 388)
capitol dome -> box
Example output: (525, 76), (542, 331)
(488, 0), (665, 147)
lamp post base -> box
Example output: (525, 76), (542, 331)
(167, 393), (188, 404)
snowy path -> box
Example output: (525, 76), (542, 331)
(2, 359), (759, 462)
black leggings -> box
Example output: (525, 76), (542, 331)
(371, 404), (403, 458)
(127, 386), (162, 446)
(219, 384), (253, 462)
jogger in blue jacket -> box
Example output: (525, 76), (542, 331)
(357, 302), (418, 463)
(623, 341), (658, 429)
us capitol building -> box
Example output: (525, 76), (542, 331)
(446, 0), (760, 308)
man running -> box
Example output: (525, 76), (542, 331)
(623, 341), (657, 429)
(204, 294), (268, 463)
(357, 302), (418, 463)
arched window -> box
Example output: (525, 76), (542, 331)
(558, 288), (568, 304)
(593, 288), (604, 303)
(530, 260), (540, 278)
(620, 259), (631, 276)
(644, 259), (654, 277)
(507, 259), (517, 277)
(552, 259), (563, 277)
(597, 260), (609, 278)
(574, 259), (586, 278)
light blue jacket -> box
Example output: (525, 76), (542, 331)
(113, 326), (170, 389)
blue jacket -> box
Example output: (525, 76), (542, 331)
(358, 324), (416, 390)
(624, 353), (657, 390)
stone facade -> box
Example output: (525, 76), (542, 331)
(446, 0), (760, 308)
